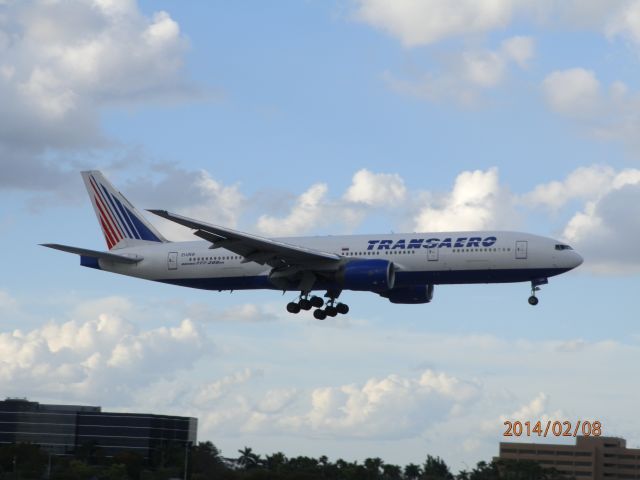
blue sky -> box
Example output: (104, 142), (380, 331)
(2, 0), (640, 471)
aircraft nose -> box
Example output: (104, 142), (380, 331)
(572, 251), (584, 268)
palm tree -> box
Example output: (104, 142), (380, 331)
(422, 455), (454, 480)
(190, 441), (224, 478)
(365, 457), (384, 477)
(468, 460), (498, 480)
(382, 463), (402, 479)
(265, 451), (287, 472)
(404, 463), (421, 479)
(237, 446), (261, 470)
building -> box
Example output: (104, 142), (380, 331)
(0, 398), (197, 460)
(498, 435), (640, 479)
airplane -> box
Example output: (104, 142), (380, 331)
(42, 171), (583, 320)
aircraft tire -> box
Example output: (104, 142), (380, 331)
(299, 299), (312, 310)
(313, 309), (327, 320)
(310, 296), (324, 308)
(287, 302), (301, 314)
(336, 303), (349, 315)
(528, 296), (539, 306)
(325, 306), (338, 317)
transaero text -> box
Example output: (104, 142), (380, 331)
(366, 236), (498, 250)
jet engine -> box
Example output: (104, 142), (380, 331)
(337, 259), (395, 291)
(380, 284), (434, 304)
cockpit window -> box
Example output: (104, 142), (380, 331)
(555, 244), (573, 251)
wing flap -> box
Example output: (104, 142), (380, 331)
(148, 210), (340, 267)
(41, 244), (143, 264)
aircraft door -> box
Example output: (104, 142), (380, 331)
(427, 247), (438, 261)
(515, 241), (528, 259)
(168, 252), (178, 270)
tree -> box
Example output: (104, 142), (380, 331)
(381, 463), (402, 480)
(112, 451), (144, 479)
(456, 469), (470, 480)
(496, 459), (567, 480)
(237, 446), (261, 470)
(364, 457), (384, 478)
(404, 463), (422, 480)
(422, 455), (454, 480)
(469, 460), (499, 480)
(265, 452), (287, 473)
(191, 441), (225, 479)
(0, 443), (48, 479)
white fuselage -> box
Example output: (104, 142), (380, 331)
(89, 231), (583, 293)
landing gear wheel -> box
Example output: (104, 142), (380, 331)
(325, 306), (338, 317)
(299, 299), (312, 310)
(528, 296), (539, 306)
(313, 309), (327, 320)
(310, 296), (324, 308)
(286, 302), (301, 314)
(335, 303), (349, 315)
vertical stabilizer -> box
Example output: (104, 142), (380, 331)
(81, 171), (168, 249)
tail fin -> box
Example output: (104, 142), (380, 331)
(81, 170), (168, 250)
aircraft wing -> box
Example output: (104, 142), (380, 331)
(41, 244), (143, 264)
(148, 210), (341, 268)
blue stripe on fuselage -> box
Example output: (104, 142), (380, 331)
(153, 267), (571, 292)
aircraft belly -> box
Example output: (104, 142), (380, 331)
(395, 267), (569, 285)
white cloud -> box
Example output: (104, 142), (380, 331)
(257, 388), (299, 414)
(501, 35), (535, 68)
(194, 368), (259, 406)
(386, 36), (534, 106)
(524, 165), (621, 210)
(292, 370), (479, 438)
(542, 68), (601, 116)
(0, 0), (194, 191)
(501, 393), (553, 421)
(354, 0), (634, 47)
(344, 169), (407, 207)
(122, 166), (245, 241)
(522, 164), (640, 272)
(0, 299), (212, 403)
(197, 368), (480, 440)
(0, 290), (18, 313)
(477, 393), (566, 442)
(182, 301), (280, 324)
(3, 289), (638, 469)
(563, 182), (640, 273)
(541, 68), (640, 151)
(414, 168), (518, 231)
(353, 0), (514, 47)
(257, 183), (363, 237)
(257, 183), (330, 236)
(605, 0), (640, 43)
(182, 330), (640, 463)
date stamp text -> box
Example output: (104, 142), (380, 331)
(503, 420), (602, 438)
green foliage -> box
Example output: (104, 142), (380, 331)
(0, 443), (48, 479)
(0, 442), (570, 480)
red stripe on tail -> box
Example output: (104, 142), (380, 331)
(89, 177), (124, 242)
(99, 216), (115, 249)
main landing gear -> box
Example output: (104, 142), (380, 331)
(286, 292), (349, 319)
(528, 278), (548, 306)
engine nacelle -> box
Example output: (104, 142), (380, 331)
(380, 284), (434, 304)
(337, 259), (395, 291)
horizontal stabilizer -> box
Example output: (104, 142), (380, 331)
(40, 244), (143, 264)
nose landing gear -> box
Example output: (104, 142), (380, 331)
(528, 278), (548, 306)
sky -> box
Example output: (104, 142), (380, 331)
(1, 0), (640, 471)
